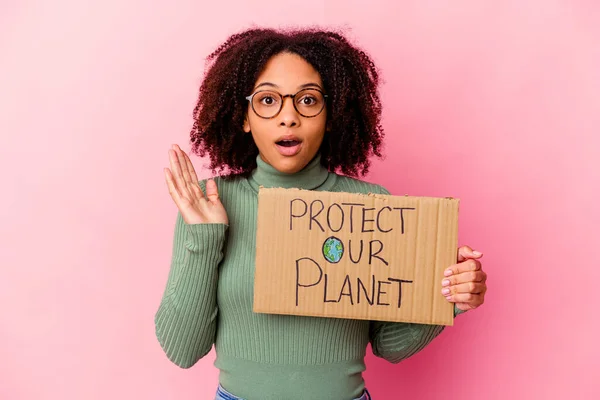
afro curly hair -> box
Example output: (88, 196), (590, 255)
(190, 27), (385, 178)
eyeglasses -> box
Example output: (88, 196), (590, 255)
(245, 88), (328, 119)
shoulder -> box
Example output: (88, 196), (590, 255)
(331, 174), (391, 196)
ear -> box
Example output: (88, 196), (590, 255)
(243, 116), (251, 133)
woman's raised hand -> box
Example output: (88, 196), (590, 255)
(164, 144), (228, 225)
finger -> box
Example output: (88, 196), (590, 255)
(164, 168), (182, 202)
(180, 150), (205, 202)
(444, 292), (484, 305)
(442, 270), (486, 286)
(172, 144), (192, 184)
(455, 303), (473, 312)
(205, 179), (221, 205)
(458, 245), (483, 262)
(182, 150), (201, 190)
(444, 259), (482, 277)
(168, 148), (186, 190)
(441, 281), (486, 297)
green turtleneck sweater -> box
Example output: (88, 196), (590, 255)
(155, 155), (466, 400)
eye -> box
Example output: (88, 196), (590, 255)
(257, 93), (279, 106)
(262, 96), (275, 105)
(298, 95), (317, 106)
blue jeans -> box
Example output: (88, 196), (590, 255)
(215, 384), (372, 400)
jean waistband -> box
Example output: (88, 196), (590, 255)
(215, 384), (372, 400)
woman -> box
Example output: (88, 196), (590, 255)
(155, 28), (488, 400)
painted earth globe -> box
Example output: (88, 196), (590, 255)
(322, 237), (344, 263)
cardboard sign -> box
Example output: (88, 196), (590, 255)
(254, 188), (459, 326)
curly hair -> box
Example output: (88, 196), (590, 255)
(190, 27), (385, 178)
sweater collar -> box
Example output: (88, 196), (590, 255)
(248, 153), (330, 191)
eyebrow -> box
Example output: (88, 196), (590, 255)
(253, 82), (323, 91)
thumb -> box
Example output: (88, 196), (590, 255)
(457, 245), (483, 262)
(205, 179), (221, 205)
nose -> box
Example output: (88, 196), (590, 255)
(277, 96), (300, 127)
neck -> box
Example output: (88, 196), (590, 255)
(248, 154), (330, 191)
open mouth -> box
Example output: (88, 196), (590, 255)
(275, 137), (303, 156)
(276, 139), (302, 147)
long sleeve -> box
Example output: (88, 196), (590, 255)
(369, 305), (466, 363)
(154, 211), (228, 368)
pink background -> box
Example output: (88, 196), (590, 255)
(1, 1), (598, 399)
